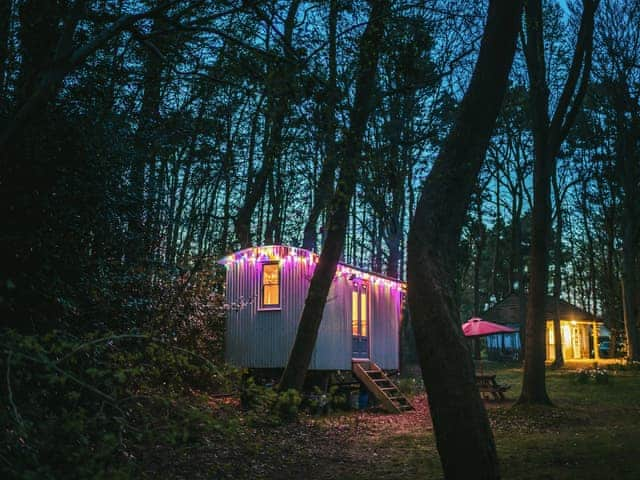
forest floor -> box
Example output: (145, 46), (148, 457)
(143, 364), (640, 479)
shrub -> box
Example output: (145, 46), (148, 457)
(305, 385), (347, 414)
(574, 368), (610, 385)
(240, 377), (301, 425)
(398, 377), (424, 394)
(608, 360), (640, 372)
(575, 369), (590, 384)
(1, 329), (232, 479)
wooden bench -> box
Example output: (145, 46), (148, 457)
(476, 374), (511, 400)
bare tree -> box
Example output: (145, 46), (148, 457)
(596, 0), (640, 361)
(302, 0), (340, 252)
(407, 0), (522, 477)
(0, 1), (180, 151)
(518, 0), (599, 405)
(279, 0), (390, 392)
(234, 1), (302, 247)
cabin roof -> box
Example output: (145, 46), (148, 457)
(218, 245), (406, 290)
(482, 293), (602, 324)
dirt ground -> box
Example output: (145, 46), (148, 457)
(143, 394), (441, 479)
(230, 395), (440, 480)
(143, 366), (640, 480)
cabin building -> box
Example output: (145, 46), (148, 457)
(219, 245), (406, 372)
(482, 293), (604, 361)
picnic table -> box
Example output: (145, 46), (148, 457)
(475, 374), (510, 400)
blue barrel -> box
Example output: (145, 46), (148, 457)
(358, 390), (369, 409)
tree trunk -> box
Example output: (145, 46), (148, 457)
(519, 0), (553, 400)
(302, 0), (339, 251)
(551, 170), (564, 367)
(129, 17), (164, 264)
(0, 0), (11, 94)
(407, 1), (522, 477)
(279, 0), (389, 392)
(489, 159), (501, 296)
(616, 88), (640, 361)
(473, 195), (484, 361)
(1, 2), (173, 150)
(234, 1), (301, 248)
(519, 0), (598, 405)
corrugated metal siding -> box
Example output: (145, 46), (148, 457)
(311, 276), (351, 369)
(225, 258), (351, 370)
(370, 283), (401, 369)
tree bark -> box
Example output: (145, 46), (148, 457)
(520, 0), (553, 404)
(407, 1), (522, 478)
(234, 0), (301, 248)
(0, 1), (175, 151)
(551, 170), (564, 367)
(0, 0), (11, 94)
(473, 194), (485, 361)
(615, 85), (640, 361)
(279, 0), (389, 392)
(302, 0), (339, 251)
(519, 0), (598, 405)
(129, 17), (165, 264)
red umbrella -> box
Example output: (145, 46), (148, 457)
(462, 317), (517, 375)
(462, 317), (517, 338)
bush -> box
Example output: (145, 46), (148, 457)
(608, 360), (640, 372)
(398, 377), (424, 395)
(240, 377), (301, 425)
(1, 329), (232, 479)
(574, 368), (610, 385)
(305, 385), (348, 414)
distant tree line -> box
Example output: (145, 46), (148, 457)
(1, 0), (639, 478)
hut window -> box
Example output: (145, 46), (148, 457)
(351, 284), (368, 337)
(261, 262), (280, 308)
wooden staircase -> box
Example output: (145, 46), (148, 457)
(352, 361), (414, 413)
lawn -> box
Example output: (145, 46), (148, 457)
(143, 364), (640, 479)
(342, 364), (640, 480)
(491, 364), (640, 479)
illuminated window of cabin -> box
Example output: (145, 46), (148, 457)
(352, 291), (359, 335)
(261, 262), (280, 308)
(360, 288), (368, 337)
(351, 285), (368, 337)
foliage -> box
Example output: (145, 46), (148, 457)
(0, 329), (234, 479)
(305, 385), (348, 415)
(574, 367), (610, 385)
(398, 377), (424, 395)
(607, 361), (640, 372)
(240, 377), (302, 426)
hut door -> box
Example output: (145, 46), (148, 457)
(351, 283), (369, 359)
(572, 326), (582, 359)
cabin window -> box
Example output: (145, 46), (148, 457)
(260, 262), (280, 309)
(351, 284), (368, 337)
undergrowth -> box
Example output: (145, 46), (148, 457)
(1, 330), (238, 479)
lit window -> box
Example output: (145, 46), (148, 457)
(352, 291), (359, 335)
(351, 285), (368, 337)
(360, 288), (368, 337)
(562, 325), (572, 347)
(261, 262), (280, 308)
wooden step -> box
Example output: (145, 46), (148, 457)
(352, 361), (414, 414)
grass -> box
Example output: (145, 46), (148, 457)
(359, 363), (640, 479)
(146, 364), (640, 479)
(495, 365), (640, 479)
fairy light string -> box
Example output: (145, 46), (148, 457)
(221, 245), (406, 292)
